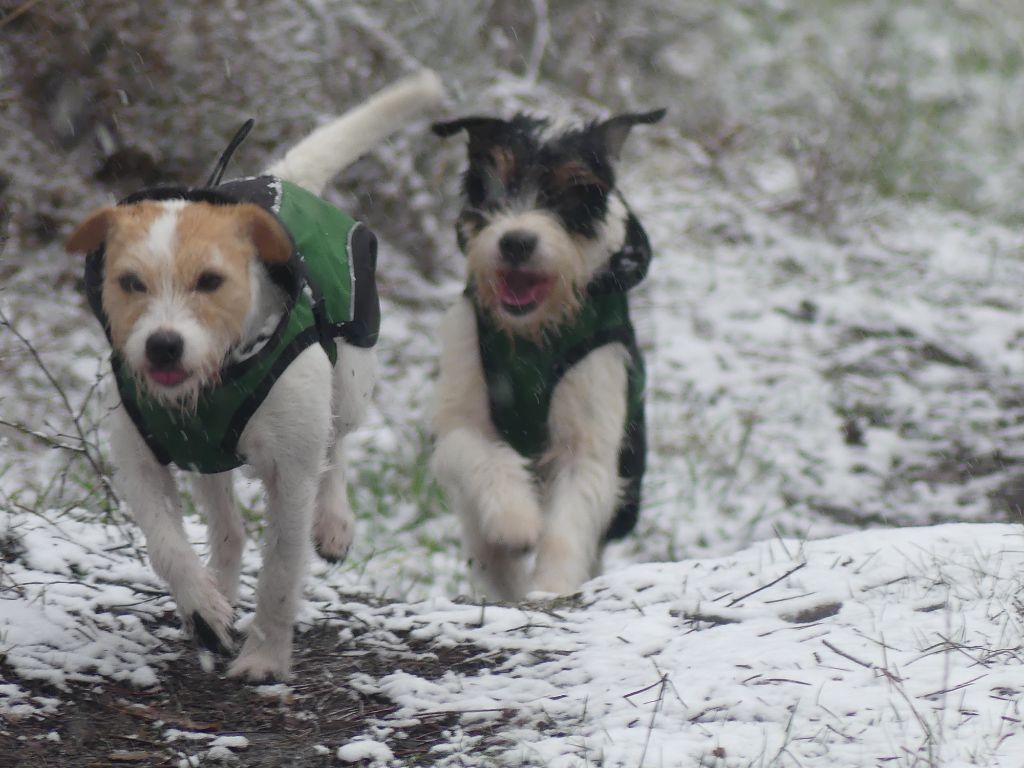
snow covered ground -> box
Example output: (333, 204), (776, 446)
(4, 1), (1024, 765)
(6, 513), (1024, 765)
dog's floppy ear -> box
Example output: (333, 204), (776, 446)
(237, 204), (293, 265)
(595, 109), (666, 160)
(66, 207), (117, 253)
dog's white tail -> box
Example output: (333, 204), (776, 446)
(265, 69), (445, 194)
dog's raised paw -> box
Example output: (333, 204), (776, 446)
(531, 566), (586, 597)
(315, 539), (351, 564)
(313, 507), (355, 563)
(478, 492), (543, 552)
(531, 536), (591, 596)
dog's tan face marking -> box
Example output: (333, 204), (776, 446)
(549, 160), (609, 194)
(490, 146), (516, 187)
(67, 200), (291, 406)
(467, 209), (586, 338)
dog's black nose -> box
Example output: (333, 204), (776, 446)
(146, 330), (184, 368)
(498, 230), (538, 266)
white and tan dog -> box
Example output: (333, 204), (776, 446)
(65, 71), (444, 680)
(430, 111), (663, 600)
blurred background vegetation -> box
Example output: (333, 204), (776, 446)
(2, 1), (1024, 583)
(2, 0), (1023, 280)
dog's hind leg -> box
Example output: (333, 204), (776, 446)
(109, 406), (235, 653)
(313, 443), (355, 564)
(314, 343), (376, 563)
(193, 472), (246, 604)
(230, 346), (333, 681)
(532, 344), (630, 595)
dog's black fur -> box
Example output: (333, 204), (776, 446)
(433, 109), (665, 250)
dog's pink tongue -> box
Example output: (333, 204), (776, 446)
(149, 368), (189, 387)
(498, 271), (550, 307)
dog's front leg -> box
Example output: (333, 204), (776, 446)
(433, 428), (542, 599)
(109, 406), (235, 652)
(229, 347), (331, 681)
(432, 300), (544, 553)
(227, 460), (319, 681)
(192, 472), (245, 604)
(433, 428), (543, 552)
(532, 345), (630, 595)
(432, 300), (543, 599)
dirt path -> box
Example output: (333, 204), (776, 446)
(3, 621), (508, 767)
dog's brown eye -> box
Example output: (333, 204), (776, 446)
(194, 271), (224, 293)
(118, 273), (146, 294)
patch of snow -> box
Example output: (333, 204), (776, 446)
(336, 739), (395, 763)
(209, 735), (249, 750)
(165, 729), (217, 743)
(205, 745), (239, 763)
(253, 683), (294, 700)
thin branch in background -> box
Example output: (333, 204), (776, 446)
(345, 3), (427, 74)
(0, 304), (119, 512)
(76, 365), (107, 426)
(0, 0), (43, 32)
(0, 415), (88, 455)
(524, 0), (549, 84)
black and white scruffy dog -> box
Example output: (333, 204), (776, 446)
(430, 109), (664, 599)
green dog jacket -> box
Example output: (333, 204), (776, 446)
(85, 175), (380, 474)
(471, 212), (652, 541)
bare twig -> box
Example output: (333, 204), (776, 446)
(0, 305), (118, 510)
(680, 609), (739, 627)
(623, 676), (668, 702)
(921, 674), (985, 701)
(0, 416), (88, 454)
(822, 638), (873, 669)
(0, 0), (43, 32)
(524, 0), (550, 83)
(345, 4), (426, 74)
(637, 672), (669, 767)
(727, 562), (806, 606)
(414, 706), (514, 719)
(76, 367), (108, 426)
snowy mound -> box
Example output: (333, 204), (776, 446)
(4, 515), (1024, 765)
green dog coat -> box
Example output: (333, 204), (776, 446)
(85, 175), (380, 474)
(472, 213), (651, 541)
